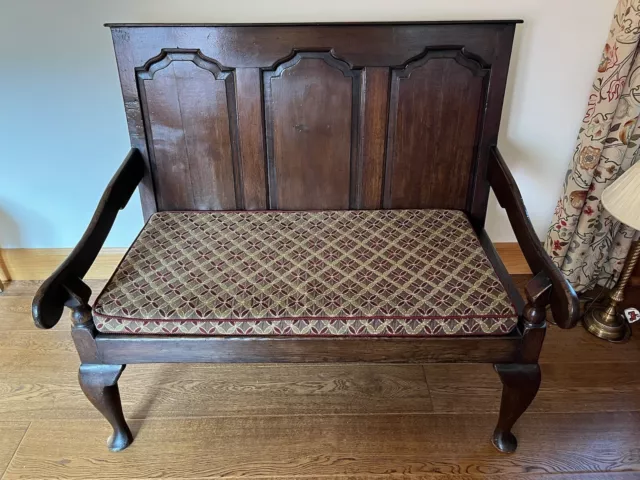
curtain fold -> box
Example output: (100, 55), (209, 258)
(545, 0), (640, 293)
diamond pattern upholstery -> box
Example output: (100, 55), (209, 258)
(93, 209), (518, 336)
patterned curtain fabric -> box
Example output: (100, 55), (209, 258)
(545, 0), (640, 293)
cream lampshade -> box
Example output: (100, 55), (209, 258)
(583, 160), (640, 342)
(602, 160), (640, 230)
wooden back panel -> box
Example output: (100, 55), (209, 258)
(109, 22), (518, 228)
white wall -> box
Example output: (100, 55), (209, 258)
(0, 0), (617, 248)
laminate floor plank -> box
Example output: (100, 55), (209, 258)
(3, 279), (640, 479)
(0, 422), (29, 479)
(0, 357), (432, 420)
(0, 280), (106, 298)
(119, 363), (434, 418)
(5, 412), (640, 479)
(424, 361), (640, 414)
(0, 281), (44, 297)
(540, 324), (640, 364)
(0, 297), (37, 331)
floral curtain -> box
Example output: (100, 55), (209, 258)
(545, 0), (640, 293)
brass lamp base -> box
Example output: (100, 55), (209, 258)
(582, 240), (639, 343)
(583, 306), (631, 342)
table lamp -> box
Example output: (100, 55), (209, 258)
(583, 160), (640, 341)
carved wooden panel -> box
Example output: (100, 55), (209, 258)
(384, 49), (489, 210)
(137, 50), (241, 211)
(112, 24), (517, 223)
(263, 53), (361, 209)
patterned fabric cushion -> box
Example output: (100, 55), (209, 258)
(93, 210), (518, 336)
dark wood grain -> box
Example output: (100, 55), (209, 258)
(264, 53), (358, 209)
(384, 49), (487, 209)
(139, 51), (240, 210)
(492, 363), (541, 453)
(110, 23), (517, 215)
(489, 147), (580, 329)
(517, 272), (549, 364)
(95, 333), (522, 365)
(78, 364), (133, 452)
(109, 23), (508, 70)
(31, 149), (143, 330)
(106, 21), (524, 26)
(235, 68), (268, 209)
(359, 67), (389, 209)
(111, 30), (158, 220)
(467, 24), (515, 230)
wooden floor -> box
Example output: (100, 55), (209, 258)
(1, 278), (640, 480)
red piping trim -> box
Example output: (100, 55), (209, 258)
(94, 326), (518, 338)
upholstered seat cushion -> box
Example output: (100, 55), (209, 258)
(93, 209), (518, 336)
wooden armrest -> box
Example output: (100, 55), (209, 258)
(32, 149), (145, 329)
(488, 147), (580, 328)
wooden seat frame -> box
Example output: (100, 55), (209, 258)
(32, 22), (579, 454)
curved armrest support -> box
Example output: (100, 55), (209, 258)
(488, 147), (580, 328)
(32, 149), (145, 329)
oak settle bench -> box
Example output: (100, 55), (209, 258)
(32, 22), (580, 453)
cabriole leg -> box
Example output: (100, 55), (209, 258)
(492, 363), (541, 453)
(78, 364), (133, 452)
